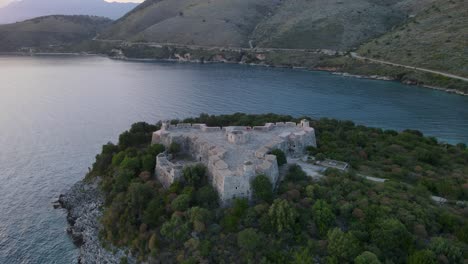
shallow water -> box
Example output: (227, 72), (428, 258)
(0, 55), (467, 263)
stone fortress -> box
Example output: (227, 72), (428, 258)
(151, 120), (316, 204)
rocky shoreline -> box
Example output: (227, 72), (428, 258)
(57, 179), (132, 264)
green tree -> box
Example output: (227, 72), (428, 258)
(305, 185), (315, 198)
(327, 228), (361, 262)
(429, 237), (463, 264)
(354, 251), (381, 264)
(183, 164), (207, 187)
(315, 153), (326, 161)
(221, 214), (240, 232)
(268, 199), (298, 232)
(112, 151), (126, 167)
(251, 174), (273, 202)
(270, 149), (287, 166)
(221, 199), (248, 232)
(147, 143), (165, 156)
(195, 185), (219, 209)
(160, 214), (190, 242)
(456, 222), (468, 243)
(119, 156), (141, 173)
(148, 233), (158, 253)
(112, 169), (134, 193)
(169, 142), (181, 154)
(187, 206), (211, 223)
(141, 154), (155, 172)
(128, 182), (154, 218)
(285, 164), (308, 181)
(143, 197), (165, 228)
(237, 228), (261, 251)
(312, 200), (335, 236)
(408, 250), (436, 264)
(171, 194), (191, 211)
(90, 142), (118, 176)
(291, 246), (314, 264)
(371, 218), (412, 262)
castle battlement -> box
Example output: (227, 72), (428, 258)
(152, 120), (316, 205)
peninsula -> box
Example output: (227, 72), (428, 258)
(60, 113), (468, 264)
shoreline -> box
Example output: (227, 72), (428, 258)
(57, 178), (133, 264)
(1, 51), (466, 97)
(327, 71), (468, 96)
(113, 55), (468, 97)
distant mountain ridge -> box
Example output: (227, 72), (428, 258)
(101, 0), (437, 51)
(0, 15), (111, 51)
(0, 0), (138, 24)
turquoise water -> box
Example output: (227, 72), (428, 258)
(0, 55), (467, 263)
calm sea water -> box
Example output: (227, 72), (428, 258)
(0, 55), (467, 263)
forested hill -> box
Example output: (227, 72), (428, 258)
(0, 15), (111, 52)
(86, 113), (468, 263)
(100, 0), (436, 50)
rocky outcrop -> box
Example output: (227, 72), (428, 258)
(58, 179), (132, 264)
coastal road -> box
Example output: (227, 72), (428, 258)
(350, 52), (468, 82)
(93, 37), (467, 83)
(92, 38), (342, 55)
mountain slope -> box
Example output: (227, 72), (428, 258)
(0, 0), (137, 24)
(102, 0), (281, 47)
(251, 0), (435, 50)
(101, 0), (436, 50)
(0, 15), (111, 51)
(357, 0), (468, 77)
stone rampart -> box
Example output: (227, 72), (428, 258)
(151, 120), (316, 205)
(155, 153), (183, 188)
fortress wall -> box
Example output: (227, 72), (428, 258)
(155, 154), (183, 188)
(227, 131), (250, 144)
(151, 120), (316, 205)
(175, 123), (192, 129)
(202, 126), (221, 132)
(256, 155), (279, 185)
(151, 132), (160, 145)
(222, 173), (252, 203)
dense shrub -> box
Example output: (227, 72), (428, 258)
(88, 115), (467, 263)
(171, 194), (191, 211)
(251, 174), (273, 202)
(169, 142), (181, 154)
(270, 149), (287, 166)
(183, 164), (207, 188)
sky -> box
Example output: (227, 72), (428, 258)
(0, 0), (143, 8)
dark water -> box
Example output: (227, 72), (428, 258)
(0, 55), (467, 263)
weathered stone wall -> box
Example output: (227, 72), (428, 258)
(155, 153), (183, 188)
(151, 120), (316, 205)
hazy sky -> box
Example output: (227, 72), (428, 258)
(0, 0), (143, 8)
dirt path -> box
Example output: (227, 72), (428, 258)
(350, 52), (468, 82)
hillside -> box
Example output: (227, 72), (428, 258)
(101, 0), (436, 50)
(0, 0), (137, 24)
(356, 0), (468, 78)
(82, 113), (468, 263)
(0, 15), (111, 52)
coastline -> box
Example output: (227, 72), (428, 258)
(57, 178), (133, 264)
(1, 51), (466, 97)
(111, 54), (468, 97)
(327, 71), (468, 96)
